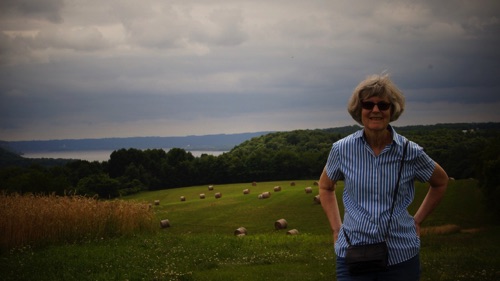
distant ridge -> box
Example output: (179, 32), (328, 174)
(2, 132), (273, 153)
(2, 122), (499, 154)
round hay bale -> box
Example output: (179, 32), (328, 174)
(180, 196), (186, 201)
(154, 200), (160, 205)
(275, 218), (288, 230)
(243, 189), (250, 195)
(199, 193), (206, 199)
(286, 229), (299, 235)
(208, 185), (214, 191)
(314, 195), (321, 204)
(305, 187), (312, 193)
(261, 191), (271, 198)
(313, 181), (319, 186)
(273, 186), (281, 192)
(234, 227), (247, 236)
(252, 181), (257, 186)
(290, 181), (296, 186)
(160, 219), (170, 228)
(215, 192), (222, 199)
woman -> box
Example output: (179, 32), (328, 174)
(319, 74), (448, 280)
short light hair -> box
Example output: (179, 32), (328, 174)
(347, 73), (405, 124)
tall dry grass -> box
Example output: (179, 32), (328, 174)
(0, 193), (156, 252)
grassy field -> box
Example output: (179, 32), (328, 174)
(1, 179), (499, 280)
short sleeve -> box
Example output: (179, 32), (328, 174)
(413, 146), (436, 182)
(325, 142), (345, 181)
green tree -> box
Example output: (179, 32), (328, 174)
(476, 137), (500, 224)
(66, 160), (104, 187)
(108, 148), (146, 178)
(77, 174), (120, 199)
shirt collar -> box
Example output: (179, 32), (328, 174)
(354, 125), (404, 147)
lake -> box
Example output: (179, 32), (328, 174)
(22, 149), (228, 162)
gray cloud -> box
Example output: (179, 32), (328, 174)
(1, 0), (499, 141)
(0, 0), (64, 23)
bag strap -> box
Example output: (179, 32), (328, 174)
(384, 139), (409, 240)
(343, 139), (409, 246)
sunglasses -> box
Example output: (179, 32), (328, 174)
(361, 101), (392, 111)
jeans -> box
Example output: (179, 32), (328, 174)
(336, 254), (421, 281)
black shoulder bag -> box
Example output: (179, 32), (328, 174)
(344, 140), (409, 275)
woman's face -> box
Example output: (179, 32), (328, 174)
(360, 96), (392, 132)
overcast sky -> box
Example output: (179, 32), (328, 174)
(1, 0), (499, 141)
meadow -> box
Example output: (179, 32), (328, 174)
(0, 179), (499, 280)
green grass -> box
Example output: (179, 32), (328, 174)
(126, 180), (332, 235)
(1, 180), (499, 280)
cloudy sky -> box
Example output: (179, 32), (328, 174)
(1, 0), (499, 141)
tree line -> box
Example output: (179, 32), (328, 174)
(1, 123), (499, 218)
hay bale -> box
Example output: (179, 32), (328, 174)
(259, 192), (271, 199)
(290, 181), (296, 186)
(243, 189), (250, 195)
(208, 185), (214, 191)
(260, 191), (271, 199)
(199, 193), (206, 199)
(234, 227), (247, 236)
(305, 187), (312, 193)
(275, 218), (288, 230)
(252, 181), (257, 186)
(273, 186), (281, 192)
(215, 192), (222, 199)
(154, 200), (160, 205)
(313, 181), (319, 186)
(314, 195), (321, 204)
(180, 196), (186, 201)
(160, 219), (170, 228)
(287, 229), (299, 235)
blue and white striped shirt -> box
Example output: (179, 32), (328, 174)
(325, 126), (435, 265)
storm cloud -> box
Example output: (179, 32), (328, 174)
(1, 0), (499, 141)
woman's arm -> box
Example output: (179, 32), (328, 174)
(319, 168), (342, 243)
(414, 162), (449, 236)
